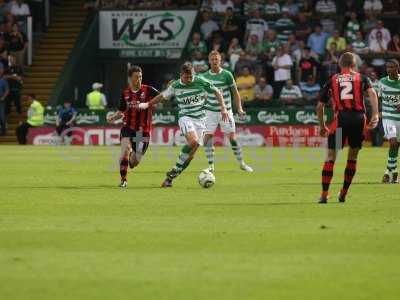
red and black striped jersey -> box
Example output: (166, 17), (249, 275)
(118, 84), (159, 133)
(319, 71), (372, 113)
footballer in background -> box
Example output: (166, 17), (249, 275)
(201, 50), (253, 173)
(379, 59), (400, 184)
(107, 65), (159, 187)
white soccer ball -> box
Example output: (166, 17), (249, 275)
(198, 169), (216, 188)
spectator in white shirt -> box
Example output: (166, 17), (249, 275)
(200, 10), (219, 41)
(10, 0), (30, 16)
(363, 0), (382, 16)
(245, 8), (268, 45)
(368, 20), (391, 45)
(272, 45), (293, 98)
(212, 0), (234, 15)
(315, 0), (336, 14)
(369, 30), (388, 76)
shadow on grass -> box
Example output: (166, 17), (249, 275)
(279, 181), (382, 186)
(197, 202), (332, 206)
(13, 185), (161, 190)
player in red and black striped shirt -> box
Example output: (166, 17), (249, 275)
(316, 52), (379, 203)
(107, 65), (159, 187)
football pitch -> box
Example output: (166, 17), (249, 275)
(0, 145), (399, 299)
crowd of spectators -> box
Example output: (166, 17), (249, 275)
(90, 0), (400, 109)
(0, 0), (33, 135)
(185, 0), (400, 109)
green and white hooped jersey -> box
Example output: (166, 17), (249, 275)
(378, 76), (400, 122)
(161, 76), (218, 119)
(201, 68), (235, 112)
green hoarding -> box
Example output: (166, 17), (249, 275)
(44, 109), (332, 126)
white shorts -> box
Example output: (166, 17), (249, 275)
(205, 110), (236, 134)
(383, 119), (400, 141)
(178, 116), (206, 145)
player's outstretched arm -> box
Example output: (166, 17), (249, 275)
(316, 101), (329, 137)
(366, 87), (379, 129)
(138, 94), (166, 110)
(107, 111), (123, 123)
(214, 89), (229, 121)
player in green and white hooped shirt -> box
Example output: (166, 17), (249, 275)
(379, 59), (400, 183)
(138, 62), (229, 187)
(202, 50), (253, 172)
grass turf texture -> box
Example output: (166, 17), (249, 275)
(0, 145), (399, 300)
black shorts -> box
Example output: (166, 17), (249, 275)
(56, 124), (72, 137)
(328, 111), (366, 150)
(120, 127), (150, 155)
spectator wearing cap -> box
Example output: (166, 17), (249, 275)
(86, 82), (107, 110)
(56, 100), (77, 144)
(16, 94), (43, 144)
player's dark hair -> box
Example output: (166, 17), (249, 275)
(339, 52), (356, 68)
(181, 62), (193, 74)
(128, 65), (142, 77)
(28, 93), (36, 99)
(387, 59), (400, 68)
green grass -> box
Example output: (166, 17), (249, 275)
(0, 145), (399, 300)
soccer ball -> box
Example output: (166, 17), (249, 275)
(198, 169), (216, 188)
